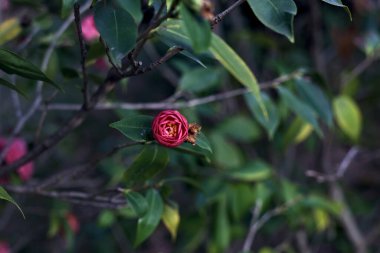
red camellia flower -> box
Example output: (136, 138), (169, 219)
(152, 110), (189, 147)
(0, 137), (34, 182)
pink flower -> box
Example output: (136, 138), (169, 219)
(1, 0), (9, 12)
(65, 213), (80, 234)
(152, 110), (189, 147)
(94, 58), (108, 71)
(0, 241), (10, 253)
(81, 15), (99, 42)
(0, 137), (34, 182)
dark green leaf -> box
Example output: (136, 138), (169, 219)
(245, 93), (279, 139)
(227, 161), (272, 182)
(180, 3), (211, 53)
(94, 3), (137, 63)
(247, 0), (297, 42)
(115, 0), (142, 24)
(210, 33), (267, 116)
(0, 49), (60, 90)
(110, 115), (154, 142)
(210, 133), (243, 168)
(0, 186), (25, 219)
(321, 0), (352, 20)
(61, 0), (75, 18)
(135, 189), (164, 246)
(277, 86), (322, 136)
(125, 191), (149, 217)
(0, 77), (27, 98)
(295, 79), (333, 127)
(195, 132), (212, 153)
(179, 67), (223, 92)
(218, 115), (261, 142)
(157, 20), (207, 67)
(214, 197), (230, 251)
(124, 145), (169, 188)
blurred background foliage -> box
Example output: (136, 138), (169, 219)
(0, 0), (380, 252)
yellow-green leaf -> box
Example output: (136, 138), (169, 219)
(0, 18), (21, 45)
(162, 204), (180, 240)
(210, 33), (267, 117)
(333, 95), (362, 141)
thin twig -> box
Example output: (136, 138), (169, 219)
(45, 70), (302, 111)
(306, 147), (360, 182)
(74, 3), (89, 109)
(211, 0), (247, 26)
(0, 0), (92, 165)
(242, 197), (302, 251)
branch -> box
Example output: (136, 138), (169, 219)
(5, 185), (126, 209)
(242, 197), (302, 251)
(74, 3), (89, 109)
(45, 70), (302, 111)
(211, 0), (247, 26)
(0, 0), (92, 166)
(306, 147), (359, 182)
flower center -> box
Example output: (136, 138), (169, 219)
(164, 123), (178, 137)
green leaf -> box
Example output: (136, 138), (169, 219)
(210, 133), (243, 169)
(245, 93), (279, 139)
(283, 116), (313, 146)
(214, 197), (230, 251)
(0, 49), (60, 90)
(162, 203), (180, 240)
(115, 0), (142, 24)
(135, 189), (164, 246)
(94, 3), (137, 63)
(110, 115), (154, 142)
(277, 86), (322, 136)
(227, 161), (272, 182)
(295, 79), (333, 127)
(0, 186), (25, 219)
(180, 3), (211, 53)
(195, 132), (212, 153)
(218, 115), (261, 142)
(97, 210), (116, 228)
(247, 0), (297, 42)
(125, 191), (149, 217)
(210, 33), (266, 117)
(333, 95), (362, 141)
(61, 0), (75, 18)
(179, 67), (223, 92)
(124, 145), (169, 188)
(0, 77), (27, 98)
(321, 0), (352, 21)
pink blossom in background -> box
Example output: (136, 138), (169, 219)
(81, 15), (99, 42)
(1, 0), (9, 11)
(0, 137), (34, 181)
(94, 58), (108, 71)
(0, 241), (10, 253)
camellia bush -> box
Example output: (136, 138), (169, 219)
(0, 0), (380, 252)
